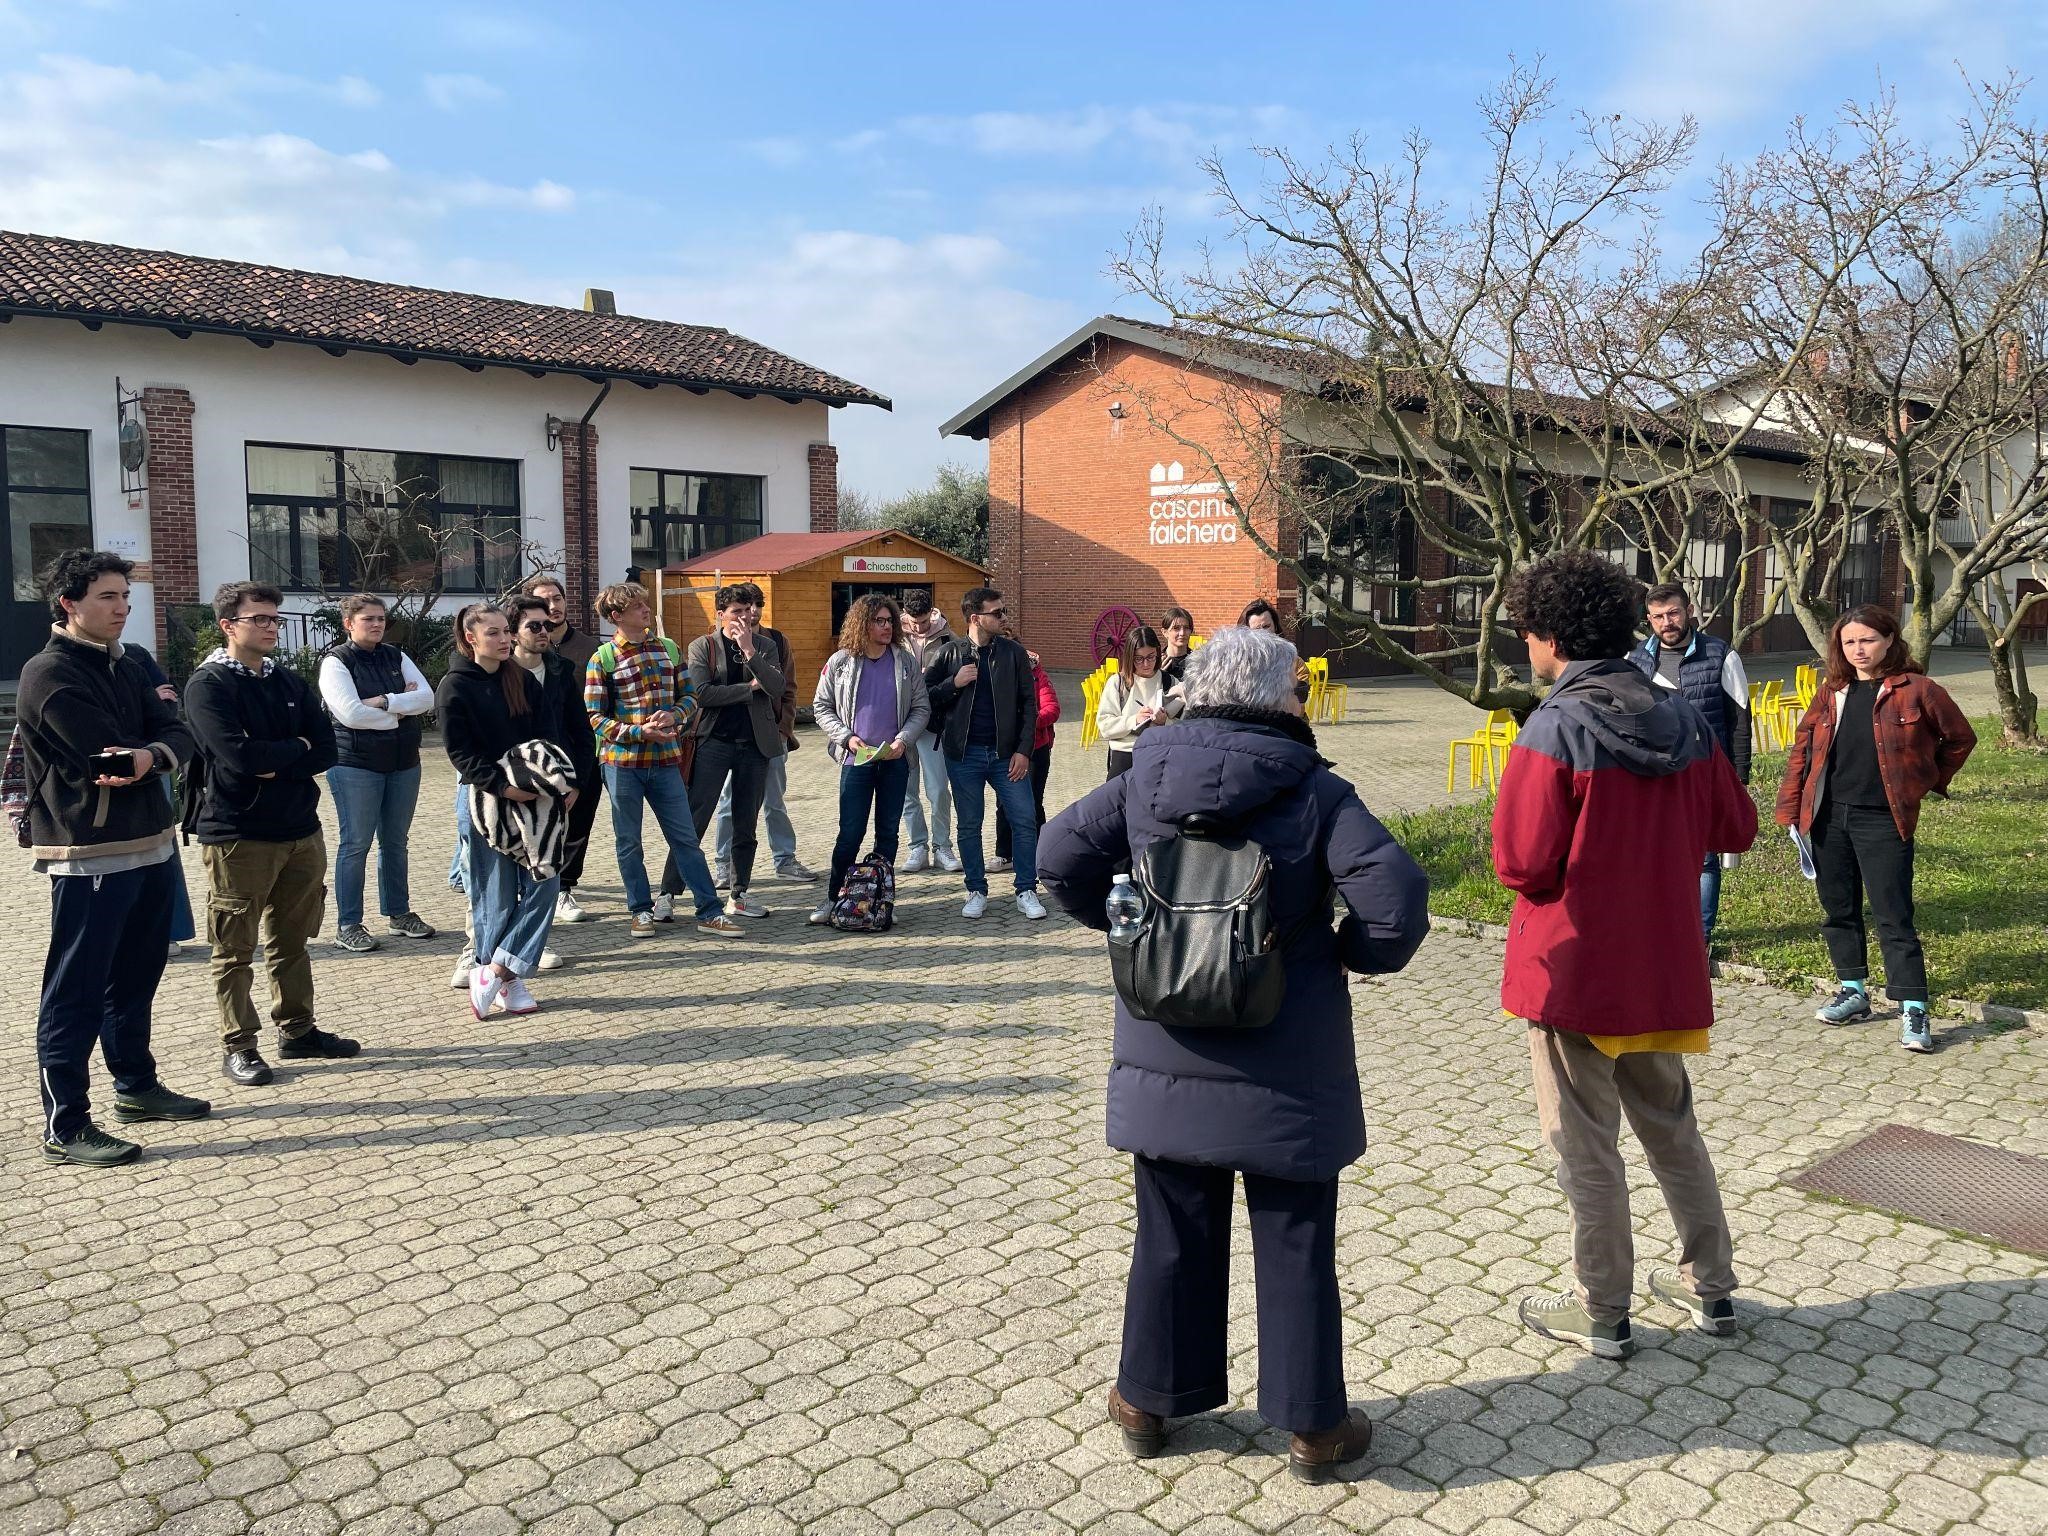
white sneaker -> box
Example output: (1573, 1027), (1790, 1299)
(808, 900), (836, 926)
(450, 947), (476, 988)
(962, 892), (988, 920)
(649, 893), (675, 923)
(467, 966), (506, 1020)
(988, 856), (1014, 873)
(727, 891), (772, 919)
(901, 845), (930, 874)
(1017, 890), (1047, 920)
(537, 949), (564, 971)
(496, 977), (539, 1015)
(554, 891), (591, 923)
(936, 848), (964, 873)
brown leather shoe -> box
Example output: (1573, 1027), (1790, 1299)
(1289, 1407), (1373, 1483)
(1106, 1386), (1167, 1457)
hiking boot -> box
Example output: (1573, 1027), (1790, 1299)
(42, 1122), (141, 1167)
(1289, 1408), (1374, 1484)
(1816, 985), (1873, 1025)
(988, 855), (1014, 873)
(726, 891), (771, 919)
(1647, 1267), (1736, 1336)
(496, 978), (539, 1015)
(808, 901), (836, 927)
(450, 946), (477, 987)
(111, 1084), (212, 1123)
(281, 1028), (360, 1060)
(334, 923), (380, 954)
(696, 914), (745, 937)
(1105, 1387), (1166, 1458)
(649, 893), (676, 923)
(1518, 1290), (1636, 1358)
(222, 1049), (274, 1086)
(537, 948), (564, 970)
(776, 859), (820, 883)
(554, 890), (592, 923)
(386, 913), (435, 940)
(962, 892), (988, 920)
(629, 911), (658, 939)
(1900, 1006), (1935, 1053)
(901, 845), (930, 874)
(936, 848), (963, 873)
(1017, 890), (1047, 920)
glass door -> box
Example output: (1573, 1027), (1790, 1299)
(2, 426), (93, 682)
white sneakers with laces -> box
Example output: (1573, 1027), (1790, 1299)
(1017, 890), (1047, 920)
(961, 892), (989, 920)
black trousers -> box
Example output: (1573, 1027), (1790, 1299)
(1812, 800), (1928, 1001)
(664, 737), (769, 896)
(559, 767), (604, 893)
(994, 745), (1052, 861)
(1116, 1155), (1347, 1433)
(38, 856), (176, 1143)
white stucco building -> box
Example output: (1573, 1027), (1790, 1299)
(0, 230), (889, 682)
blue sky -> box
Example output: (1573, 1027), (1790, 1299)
(4, 0), (2045, 495)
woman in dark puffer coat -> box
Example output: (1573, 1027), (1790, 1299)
(1038, 625), (1430, 1484)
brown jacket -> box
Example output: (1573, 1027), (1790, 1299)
(1774, 671), (1976, 841)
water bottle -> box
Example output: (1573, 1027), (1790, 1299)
(1106, 874), (1147, 941)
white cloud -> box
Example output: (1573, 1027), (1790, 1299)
(745, 135), (808, 167)
(0, 55), (572, 274)
(856, 104), (1299, 163)
(422, 72), (504, 113)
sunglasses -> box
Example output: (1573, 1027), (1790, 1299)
(519, 621), (552, 633)
(979, 607), (1008, 619)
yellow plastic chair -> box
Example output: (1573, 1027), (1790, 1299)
(1304, 657), (1350, 724)
(1190, 634), (1206, 649)
(1448, 709), (1517, 793)
(1079, 675), (1102, 748)
(1750, 680), (1788, 753)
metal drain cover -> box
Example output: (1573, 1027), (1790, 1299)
(1788, 1123), (2048, 1256)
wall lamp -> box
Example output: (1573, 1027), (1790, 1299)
(1107, 401), (1126, 419)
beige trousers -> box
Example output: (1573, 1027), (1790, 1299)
(1528, 1024), (1737, 1322)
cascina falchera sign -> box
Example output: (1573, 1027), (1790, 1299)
(1148, 461), (1239, 546)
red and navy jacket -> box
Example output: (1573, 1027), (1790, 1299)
(1492, 658), (1758, 1036)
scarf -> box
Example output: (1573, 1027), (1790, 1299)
(1180, 703), (1320, 752)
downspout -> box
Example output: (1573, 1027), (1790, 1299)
(577, 380), (612, 610)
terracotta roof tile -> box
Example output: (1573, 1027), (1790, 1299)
(0, 230), (890, 409)
(670, 531), (877, 575)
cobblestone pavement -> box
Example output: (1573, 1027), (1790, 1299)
(3, 703), (2045, 1535)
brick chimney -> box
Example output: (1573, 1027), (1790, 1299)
(808, 443), (839, 532)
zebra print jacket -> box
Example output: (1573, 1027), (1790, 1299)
(467, 739), (578, 880)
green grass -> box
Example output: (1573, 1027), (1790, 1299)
(1387, 722), (2048, 1010)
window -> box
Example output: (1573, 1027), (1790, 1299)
(629, 469), (763, 570)
(246, 444), (520, 593)
(1296, 458), (1414, 627)
(3, 426), (92, 601)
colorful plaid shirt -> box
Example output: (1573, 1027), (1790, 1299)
(585, 634), (695, 768)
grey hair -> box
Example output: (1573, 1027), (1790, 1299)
(1179, 625), (1299, 712)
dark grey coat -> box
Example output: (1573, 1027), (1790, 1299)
(1038, 710), (1431, 1181)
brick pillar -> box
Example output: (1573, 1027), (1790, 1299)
(986, 401), (1022, 604)
(808, 442), (839, 532)
(560, 423), (599, 620)
(140, 387), (198, 653)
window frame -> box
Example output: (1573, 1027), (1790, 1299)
(2, 425), (94, 604)
(628, 466), (766, 571)
(244, 441), (521, 594)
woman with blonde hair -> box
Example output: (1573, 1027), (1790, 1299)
(809, 594), (931, 924)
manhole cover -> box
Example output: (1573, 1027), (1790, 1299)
(1788, 1123), (2048, 1256)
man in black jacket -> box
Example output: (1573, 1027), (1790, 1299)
(922, 585), (1045, 921)
(18, 550), (210, 1166)
(184, 581), (352, 1086)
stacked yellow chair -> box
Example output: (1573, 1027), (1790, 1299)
(1304, 657), (1350, 724)
(1079, 656), (1118, 748)
(1447, 709), (1519, 793)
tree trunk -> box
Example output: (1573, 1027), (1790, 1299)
(1969, 594), (2043, 748)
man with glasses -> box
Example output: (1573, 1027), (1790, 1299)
(185, 582), (355, 1087)
(521, 575), (603, 923)
(922, 586), (1046, 920)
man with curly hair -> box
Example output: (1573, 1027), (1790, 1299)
(1492, 550), (1756, 1359)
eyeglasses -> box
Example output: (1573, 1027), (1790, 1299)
(869, 614), (897, 625)
(979, 607), (1008, 619)
(519, 621), (552, 633)
(228, 614), (283, 629)
(1134, 651), (1160, 662)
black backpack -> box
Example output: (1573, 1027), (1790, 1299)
(1109, 816), (1292, 1030)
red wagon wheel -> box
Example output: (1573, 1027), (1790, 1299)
(1092, 606), (1142, 665)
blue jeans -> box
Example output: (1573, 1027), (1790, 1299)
(604, 762), (722, 919)
(901, 731), (955, 855)
(947, 745), (1039, 895)
(1700, 852), (1723, 943)
(716, 750), (797, 869)
(38, 855), (176, 1143)
(448, 785), (470, 893)
(327, 764), (421, 929)
(463, 815), (558, 977)
(831, 754), (910, 898)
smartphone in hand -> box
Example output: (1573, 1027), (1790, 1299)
(91, 748), (137, 779)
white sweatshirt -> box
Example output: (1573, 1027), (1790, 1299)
(1096, 670), (1166, 752)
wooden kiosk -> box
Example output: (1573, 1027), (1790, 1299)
(658, 530), (988, 695)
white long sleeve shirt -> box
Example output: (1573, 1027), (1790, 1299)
(1096, 670), (1166, 752)
(318, 649), (436, 731)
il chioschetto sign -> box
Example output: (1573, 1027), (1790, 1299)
(843, 555), (928, 575)
(1148, 461), (1239, 545)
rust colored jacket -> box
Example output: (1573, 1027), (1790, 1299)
(1774, 672), (1976, 841)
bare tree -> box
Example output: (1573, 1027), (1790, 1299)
(1111, 64), (2018, 714)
